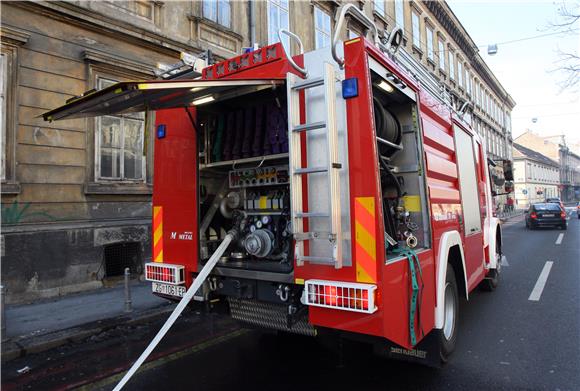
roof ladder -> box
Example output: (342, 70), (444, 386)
(287, 62), (343, 269)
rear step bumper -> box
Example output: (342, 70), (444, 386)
(228, 297), (316, 336)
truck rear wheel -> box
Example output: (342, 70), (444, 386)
(439, 266), (458, 362)
(481, 246), (501, 292)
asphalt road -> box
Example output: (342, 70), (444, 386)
(3, 208), (579, 391)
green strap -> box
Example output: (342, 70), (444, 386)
(393, 248), (422, 346)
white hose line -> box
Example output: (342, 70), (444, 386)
(113, 233), (234, 391)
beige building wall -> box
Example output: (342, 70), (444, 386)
(0, 0), (251, 303)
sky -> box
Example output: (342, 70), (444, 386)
(447, 0), (580, 145)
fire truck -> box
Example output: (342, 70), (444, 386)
(44, 5), (503, 367)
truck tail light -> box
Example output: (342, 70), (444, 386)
(530, 212), (537, 219)
(560, 211), (566, 218)
(303, 280), (377, 314)
(145, 263), (185, 285)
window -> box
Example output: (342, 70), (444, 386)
(314, 7), (331, 49)
(457, 61), (463, 88)
(476, 82), (480, 106)
(0, 53), (6, 181)
(96, 78), (145, 181)
(412, 12), (421, 48)
(395, 0), (405, 29)
(466, 70), (471, 95)
(448, 49), (455, 80)
(268, 0), (290, 48)
(426, 26), (434, 61)
(374, 0), (385, 16)
(202, 0), (231, 28)
(438, 39), (445, 70)
(348, 29), (361, 40)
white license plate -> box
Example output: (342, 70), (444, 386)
(542, 214), (555, 217)
(152, 282), (186, 298)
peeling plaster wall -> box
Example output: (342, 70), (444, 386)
(1, 223), (151, 304)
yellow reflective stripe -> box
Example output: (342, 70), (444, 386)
(153, 206), (163, 263)
(355, 221), (376, 261)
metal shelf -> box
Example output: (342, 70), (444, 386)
(201, 153), (289, 169)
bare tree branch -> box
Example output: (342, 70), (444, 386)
(548, 1), (580, 92)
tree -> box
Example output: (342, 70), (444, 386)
(550, 2), (580, 91)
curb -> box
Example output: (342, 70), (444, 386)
(0, 303), (175, 363)
(499, 211), (525, 223)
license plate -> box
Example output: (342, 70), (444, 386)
(542, 214), (555, 217)
(152, 282), (186, 298)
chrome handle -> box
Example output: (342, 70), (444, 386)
(277, 29), (308, 78)
(332, 4), (379, 69)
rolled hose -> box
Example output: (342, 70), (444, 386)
(373, 96), (402, 152)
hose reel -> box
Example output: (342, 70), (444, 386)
(373, 96), (402, 157)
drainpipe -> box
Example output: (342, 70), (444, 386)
(249, 0), (256, 48)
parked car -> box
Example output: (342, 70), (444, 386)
(525, 203), (567, 230)
(577, 202), (580, 219)
(546, 197), (565, 211)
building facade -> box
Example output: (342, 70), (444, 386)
(515, 131), (580, 202)
(1, 0), (514, 303)
(512, 143), (560, 208)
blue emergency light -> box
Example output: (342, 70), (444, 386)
(156, 124), (166, 139)
(342, 78), (358, 99)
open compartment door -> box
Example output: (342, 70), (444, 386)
(42, 79), (284, 121)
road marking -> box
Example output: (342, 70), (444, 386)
(528, 261), (553, 301)
(500, 255), (509, 267)
(555, 233), (564, 245)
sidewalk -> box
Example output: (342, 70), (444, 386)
(498, 209), (525, 222)
(1, 281), (174, 362)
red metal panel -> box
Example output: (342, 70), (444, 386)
(202, 43), (306, 81)
(153, 108), (198, 286)
(422, 117), (455, 154)
(428, 184), (461, 203)
(425, 152), (458, 182)
(381, 250), (435, 350)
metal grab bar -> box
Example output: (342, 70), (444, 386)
(278, 29), (308, 78)
(332, 4), (379, 69)
(385, 27), (404, 55)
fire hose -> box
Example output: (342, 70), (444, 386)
(113, 229), (238, 391)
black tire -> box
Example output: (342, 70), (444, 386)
(561, 224), (567, 230)
(481, 245), (501, 292)
(439, 266), (459, 362)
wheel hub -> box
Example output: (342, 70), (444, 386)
(443, 282), (456, 340)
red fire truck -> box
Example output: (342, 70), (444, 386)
(44, 5), (503, 366)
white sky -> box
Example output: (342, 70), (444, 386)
(448, 0), (580, 144)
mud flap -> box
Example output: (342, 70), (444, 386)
(373, 329), (442, 368)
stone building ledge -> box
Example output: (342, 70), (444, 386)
(85, 182), (153, 195)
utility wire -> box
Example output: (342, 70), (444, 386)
(476, 28), (580, 48)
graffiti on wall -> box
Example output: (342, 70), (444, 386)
(1, 201), (55, 224)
